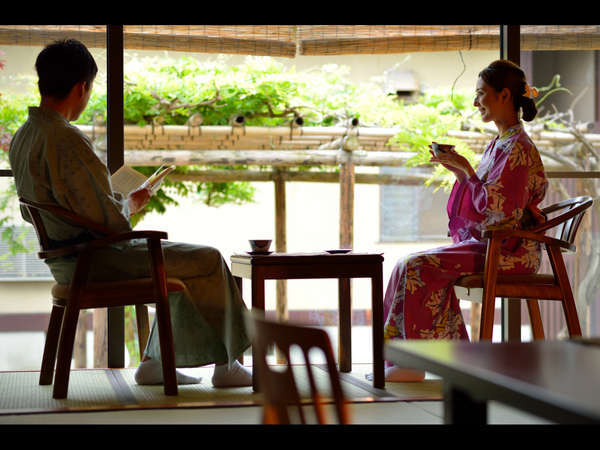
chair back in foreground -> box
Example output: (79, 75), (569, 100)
(244, 310), (351, 424)
(454, 196), (593, 341)
(19, 197), (183, 399)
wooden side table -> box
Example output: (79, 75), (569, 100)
(230, 252), (385, 391)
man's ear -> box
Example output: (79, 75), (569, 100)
(72, 80), (87, 99)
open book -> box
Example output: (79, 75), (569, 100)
(111, 165), (175, 197)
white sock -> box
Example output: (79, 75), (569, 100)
(211, 360), (252, 388)
(134, 358), (201, 385)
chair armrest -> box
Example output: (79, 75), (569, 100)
(39, 230), (169, 259)
(481, 228), (575, 252)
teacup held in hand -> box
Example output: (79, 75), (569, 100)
(431, 142), (455, 157)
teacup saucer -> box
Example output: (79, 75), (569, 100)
(247, 251), (273, 255)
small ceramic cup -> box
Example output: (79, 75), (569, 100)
(249, 239), (272, 253)
(431, 142), (455, 157)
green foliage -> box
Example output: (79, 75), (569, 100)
(0, 90), (39, 153)
(385, 88), (479, 191)
(81, 56), (374, 221)
(101, 56), (366, 128)
(1, 53), (548, 252)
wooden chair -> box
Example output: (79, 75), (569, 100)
(244, 310), (351, 424)
(19, 197), (185, 399)
(454, 196), (593, 341)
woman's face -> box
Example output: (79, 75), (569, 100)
(474, 77), (504, 123)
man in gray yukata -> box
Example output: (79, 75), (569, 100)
(8, 38), (252, 387)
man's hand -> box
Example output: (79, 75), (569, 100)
(128, 186), (151, 216)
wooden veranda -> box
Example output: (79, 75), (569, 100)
(71, 121), (600, 356)
(3, 25), (600, 366)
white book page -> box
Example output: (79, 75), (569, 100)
(110, 165), (148, 196)
(143, 165), (175, 194)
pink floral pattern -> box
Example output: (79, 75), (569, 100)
(383, 122), (547, 344)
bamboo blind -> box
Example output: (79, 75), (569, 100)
(1, 25), (600, 56)
(0, 25), (107, 50)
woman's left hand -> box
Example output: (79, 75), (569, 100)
(429, 146), (476, 181)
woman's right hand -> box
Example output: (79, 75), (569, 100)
(429, 145), (475, 182)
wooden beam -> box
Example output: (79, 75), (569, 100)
(274, 169), (288, 364)
(106, 24), (125, 368)
(73, 311), (88, 368)
(121, 149), (415, 167)
(107, 25), (124, 174)
(169, 169), (435, 185)
(500, 24), (522, 343)
(339, 152), (355, 249)
(273, 168), (288, 322)
(338, 149), (354, 370)
(93, 309), (108, 368)
(501, 24), (521, 65)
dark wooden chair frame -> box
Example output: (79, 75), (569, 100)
(455, 196), (593, 341)
(244, 310), (351, 424)
(19, 197), (184, 399)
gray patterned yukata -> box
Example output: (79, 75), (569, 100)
(9, 106), (250, 368)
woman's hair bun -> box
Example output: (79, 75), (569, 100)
(479, 59), (538, 121)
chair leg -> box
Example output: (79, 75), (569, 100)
(148, 238), (178, 396)
(479, 237), (501, 341)
(155, 297), (177, 396)
(39, 304), (65, 385)
(561, 288), (583, 337)
(52, 305), (80, 399)
(526, 300), (545, 340)
(548, 246), (582, 337)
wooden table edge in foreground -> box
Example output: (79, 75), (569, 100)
(384, 339), (600, 424)
(230, 251), (385, 391)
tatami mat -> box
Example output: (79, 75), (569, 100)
(0, 365), (442, 415)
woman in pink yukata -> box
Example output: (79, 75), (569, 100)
(382, 59), (548, 382)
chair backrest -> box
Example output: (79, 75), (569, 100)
(538, 196), (593, 247)
(19, 198), (52, 251)
(19, 197), (112, 253)
(244, 310), (351, 424)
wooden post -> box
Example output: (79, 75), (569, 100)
(500, 24), (522, 343)
(93, 309), (108, 367)
(106, 24), (126, 369)
(339, 150), (355, 249)
(73, 311), (88, 368)
(274, 169), (288, 364)
(339, 148), (354, 368)
(470, 303), (482, 342)
(502, 298), (522, 342)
